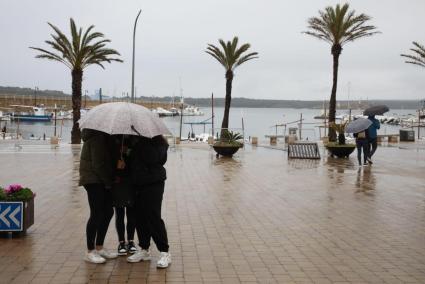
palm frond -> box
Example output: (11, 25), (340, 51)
(401, 41), (425, 68)
(30, 18), (122, 71)
(304, 3), (379, 47)
(205, 37), (258, 73)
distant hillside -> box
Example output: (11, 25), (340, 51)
(1, 86), (423, 109)
(0, 86), (70, 98)
(138, 96), (424, 110)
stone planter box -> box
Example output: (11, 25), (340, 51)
(325, 143), (356, 158)
(0, 197), (34, 237)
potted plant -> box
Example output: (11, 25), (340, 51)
(205, 37), (258, 157)
(325, 122), (356, 158)
(212, 130), (244, 157)
(0, 184), (35, 236)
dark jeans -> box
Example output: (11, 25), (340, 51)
(115, 206), (136, 242)
(356, 139), (370, 165)
(135, 182), (169, 252)
(84, 184), (114, 251)
(368, 138), (378, 158)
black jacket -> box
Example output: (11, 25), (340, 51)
(79, 129), (113, 186)
(130, 136), (168, 186)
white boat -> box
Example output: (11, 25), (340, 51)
(54, 110), (73, 120)
(194, 133), (211, 143)
(181, 106), (204, 116)
(152, 107), (174, 117)
(0, 110), (10, 121)
(9, 105), (52, 122)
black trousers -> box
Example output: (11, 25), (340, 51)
(84, 184), (114, 251)
(115, 206), (136, 242)
(135, 182), (169, 252)
(369, 138), (378, 157)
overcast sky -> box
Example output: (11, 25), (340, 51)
(0, 0), (424, 101)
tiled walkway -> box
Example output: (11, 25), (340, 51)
(0, 142), (424, 283)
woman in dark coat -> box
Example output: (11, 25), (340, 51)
(79, 129), (118, 263)
(127, 135), (171, 268)
(110, 135), (138, 255)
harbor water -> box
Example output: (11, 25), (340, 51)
(1, 107), (423, 142)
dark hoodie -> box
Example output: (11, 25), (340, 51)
(130, 135), (168, 187)
(79, 129), (113, 187)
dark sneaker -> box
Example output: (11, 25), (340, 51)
(367, 157), (373, 164)
(127, 241), (138, 254)
(117, 242), (128, 255)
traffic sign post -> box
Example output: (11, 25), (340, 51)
(0, 198), (34, 237)
(0, 202), (24, 231)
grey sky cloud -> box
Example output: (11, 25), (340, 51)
(0, 0), (424, 100)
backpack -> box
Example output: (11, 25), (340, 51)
(357, 131), (366, 139)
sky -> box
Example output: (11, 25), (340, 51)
(0, 0), (424, 101)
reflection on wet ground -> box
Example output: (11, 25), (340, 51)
(0, 141), (424, 283)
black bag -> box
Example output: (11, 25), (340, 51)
(111, 178), (135, 207)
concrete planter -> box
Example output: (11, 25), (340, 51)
(212, 143), (242, 157)
(0, 197), (34, 237)
(325, 143), (356, 158)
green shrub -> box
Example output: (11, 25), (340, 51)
(219, 130), (243, 146)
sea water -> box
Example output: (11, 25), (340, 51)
(1, 107), (422, 142)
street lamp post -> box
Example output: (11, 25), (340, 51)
(131, 9), (142, 103)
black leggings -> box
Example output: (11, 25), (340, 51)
(85, 184), (114, 251)
(135, 182), (169, 252)
(369, 138), (378, 157)
(115, 206), (136, 242)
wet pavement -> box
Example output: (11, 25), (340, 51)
(0, 141), (424, 283)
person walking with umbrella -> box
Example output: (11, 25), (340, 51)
(346, 118), (373, 166)
(363, 105), (388, 163)
(366, 115), (380, 163)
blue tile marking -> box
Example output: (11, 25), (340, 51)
(0, 202), (23, 231)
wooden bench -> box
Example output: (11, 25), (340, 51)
(288, 142), (321, 159)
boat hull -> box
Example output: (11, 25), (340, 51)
(11, 114), (52, 122)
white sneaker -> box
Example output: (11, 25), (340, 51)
(84, 251), (106, 264)
(127, 249), (151, 263)
(97, 249), (118, 259)
(157, 252), (171, 268)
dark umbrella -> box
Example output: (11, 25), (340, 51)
(346, 118), (373, 133)
(363, 105), (389, 116)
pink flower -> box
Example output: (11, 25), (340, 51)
(5, 184), (23, 194)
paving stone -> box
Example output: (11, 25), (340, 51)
(0, 143), (423, 283)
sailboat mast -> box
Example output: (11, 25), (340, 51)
(179, 78), (184, 139)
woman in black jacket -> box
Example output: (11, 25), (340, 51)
(127, 135), (171, 268)
(110, 135), (138, 255)
(79, 129), (118, 263)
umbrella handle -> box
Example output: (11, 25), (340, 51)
(131, 125), (141, 136)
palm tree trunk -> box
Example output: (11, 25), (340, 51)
(71, 69), (83, 144)
(329, 44), (341, 142)
(221, 70), (233, 139)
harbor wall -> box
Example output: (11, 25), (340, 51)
(0, 95), (176, 110)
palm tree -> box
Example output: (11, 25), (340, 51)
(30, 18), (122, 144)
(205, 37), (258, 138)
(401, 42), (425, 68)
(304, 3), (379, 141)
